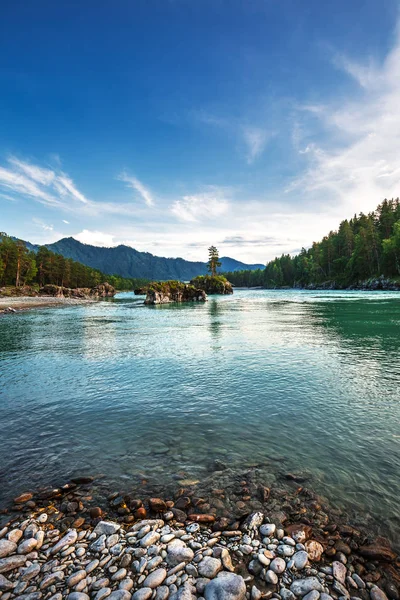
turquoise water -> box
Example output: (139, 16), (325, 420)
(1, 290), (400, 536)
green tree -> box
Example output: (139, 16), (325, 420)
(207, 246), (221, 277)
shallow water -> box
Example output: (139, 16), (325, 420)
(1, 290), (400, 536)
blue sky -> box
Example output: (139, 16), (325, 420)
(1, 0), (399, 263)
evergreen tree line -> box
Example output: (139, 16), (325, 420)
(0, 234), (148, 291)
(224, 199), (400, 288)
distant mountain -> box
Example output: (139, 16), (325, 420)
(23, 237), (264, 280)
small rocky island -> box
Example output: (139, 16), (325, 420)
(144, 282), (207, 305)
(141, 276), (233, 305)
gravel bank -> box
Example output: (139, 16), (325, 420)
(0, 297), (94, 313)
(0, 487), (398, 600)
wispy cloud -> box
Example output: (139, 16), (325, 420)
(288, 28), (400, 215)
(193, 110), (272, 164)
(32, 218), (54, 232)
(242, 126), (271, 164)
(118, 172), (155, 207)
(0, 193), (17, 202)
(74, 230), (115, 247)
(62, 219), (69, 224)
(0, 156), (89, 210)
(170, 187), (230, 222)
(0, 156), (152, 218)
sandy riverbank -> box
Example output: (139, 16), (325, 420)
(0, 296), (95, 313)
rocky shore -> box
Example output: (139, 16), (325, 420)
(0, 477), (398, 600)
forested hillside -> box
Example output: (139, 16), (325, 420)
(0, 234), (146, 290)
(225, 199), (400, 288)
(31, 237), (264, 280)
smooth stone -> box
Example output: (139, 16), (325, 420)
(91, 534), (107, 552)
(280, 589), (296, 600)
(18, 539), (38, 554)
(370, 588), (389, 600)
(7, 529), (23, 544)
(93, 522), (121, 536)
(0, 540), (17, 558)
(0, 554), (27, 573)
(293, 551), (309, 570)
(38, 513), (48, 523)
(155, 586), (170, 600)
(51, 530), (78, 554)
(68, 570), (87, 587)
(167, 546), (194, 566)
(112, 569), (128, 582)
(140, 531), (160, 547)
(290, 578), (324, 597)
(198, 557), (222, 579)
(68, 594), (90, 600)
(260, 524), (276, 537)
(108, 592), (132, 600)
(21, 563), (41, 581)
(270, 558), (286, 575)
(0, 575), (13, 591)
(143, 568), (167, 588)
(333, 562), (347, 585)
(204, 573), (247, 600)
(320, 595), (333, 600)
(283, 537), (296, 546)
(86, 559), (99, 573)
(265, 570), (278, 585)
(303, 592), (320, 600)
(278, 544), (295, 557)
(40, 571), (65, 589)
(119, 579), (134, 591)
(94, 590), (112, 600)
(352, 575), (365, 589)
(332, 581), (349, 598)
(132, 589), (153, 600)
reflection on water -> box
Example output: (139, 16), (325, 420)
(0, 290), (400, 538)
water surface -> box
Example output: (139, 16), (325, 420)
(1, 290), (400, 537)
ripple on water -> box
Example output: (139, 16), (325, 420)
(0, 289), (400, 540)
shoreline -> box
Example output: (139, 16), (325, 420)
(0, 475), (398, 600)
(0, 296), (97, 314)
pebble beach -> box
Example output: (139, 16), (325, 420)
(0, 476), (398, 600)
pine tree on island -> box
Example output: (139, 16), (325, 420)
(191, 246), (233, 294)
(207, 246), (222, 277)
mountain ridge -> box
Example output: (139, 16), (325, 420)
(19, 236), (264, 280)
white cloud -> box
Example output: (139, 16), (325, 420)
(74, 230), (116, 247)
(0, 193), (16, 202)
(170, 187), (230, 222)
(242, 126), (271, 164)
(194, 110), (271, 164)
(288, 28), (400, 217)
(118, 172), (155, 207)
(62, 219), (69, 224)
(0, 157), (88, 209)
(32, 218), (54, 231)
